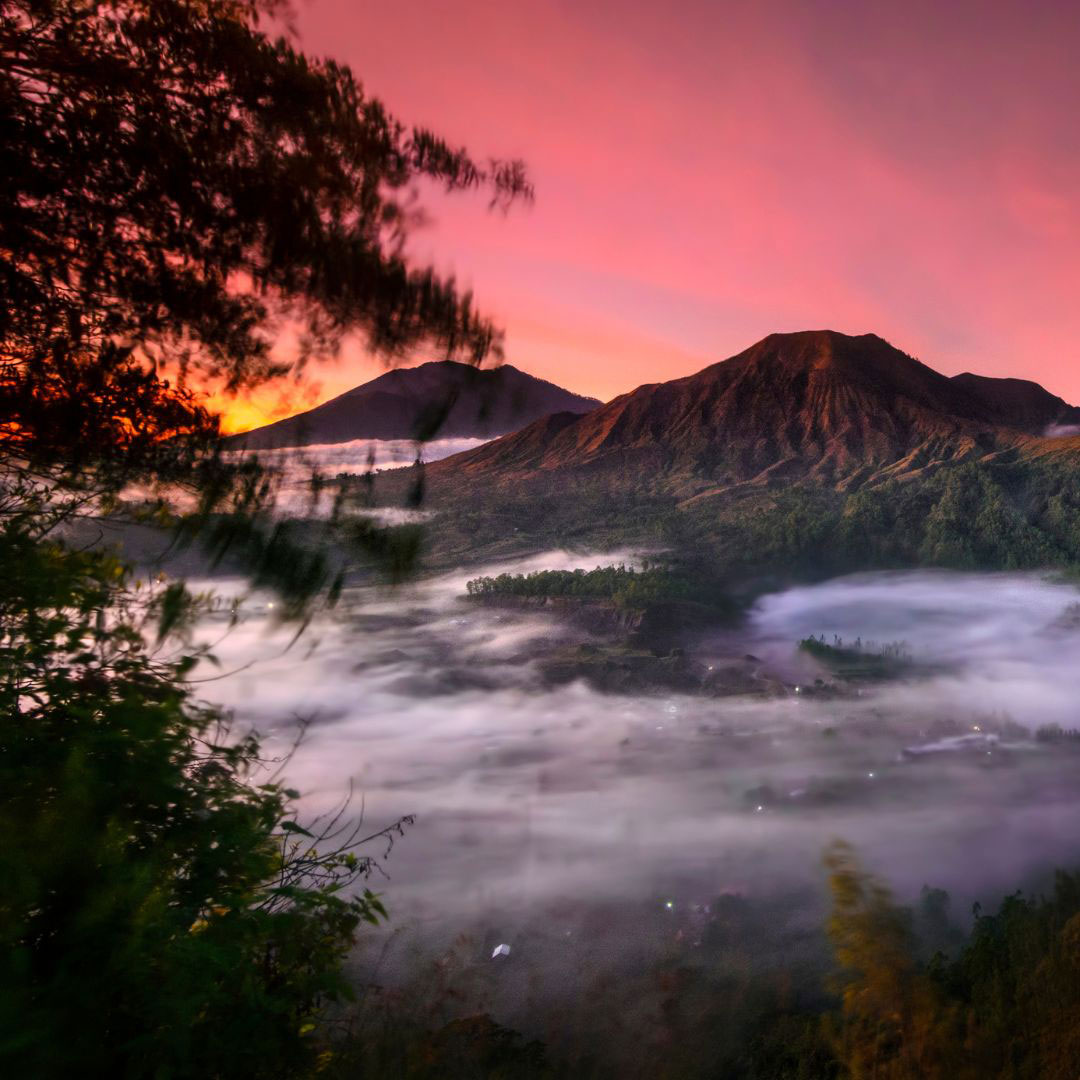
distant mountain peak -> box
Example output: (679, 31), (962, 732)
(227, 362), (601, 449)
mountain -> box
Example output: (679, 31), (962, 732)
(426, 331), (1080, 495)
(949, 372), (1080, 432)
(227, 361), (601, 449)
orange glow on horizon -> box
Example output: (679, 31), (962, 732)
(213, 396), (286, 436)
(206, 379), (337, 436)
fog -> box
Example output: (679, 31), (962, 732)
(752, 570), (1080, 728)
(194, 559), (1080, 1015)
(217, 436), (488, 520)
(227, 435), (488, 475)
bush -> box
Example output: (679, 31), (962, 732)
(0, 529), (404, 1078)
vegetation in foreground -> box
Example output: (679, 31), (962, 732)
(1, 0), (528, 1075)
(0, 533), (407, 1077)
(316, 846), (1080, 1079)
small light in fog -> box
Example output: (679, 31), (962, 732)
(664, 900), (674, 910)
(492, 943), (511, 959)
(794, 686), (801, 694)
(867, 772), (875, 778)
(755, 805), (764, 813)
(267, 602), (274, 610)
(973, 724), (981, 732)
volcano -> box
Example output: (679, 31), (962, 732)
(227, 360), (600, 449)
(426, 331), (1080, 494)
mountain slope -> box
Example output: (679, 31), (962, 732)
(949, 372), (1080, 432)
(426, 331), (1079, 495)
(227, 361), (600, 449)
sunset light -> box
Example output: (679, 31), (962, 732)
(8, 3), (1080, 1076)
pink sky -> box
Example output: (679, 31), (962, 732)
(224, 0), (1080, 428)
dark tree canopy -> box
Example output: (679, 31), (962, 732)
(1, 5), (526, 1074)
(0, 0), (531, 491)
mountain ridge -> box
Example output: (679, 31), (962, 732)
(422, 330), (1080, 496)
(226, 360), (601, 449)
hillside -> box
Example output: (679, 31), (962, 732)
(227, 360), (600, 449)
(423, 331), (1080, 495)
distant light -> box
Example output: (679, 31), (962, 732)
(794, 686), (801, 694)
(664, 900), (674, 910)
(755, 805), (764, 813)
(867, 772), (875, 778)
(267, 602), (275, 610)
(973, 724), (981, 732)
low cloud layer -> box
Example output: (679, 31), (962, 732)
(1044, 423), (1080, 438)
(196, 560), (1080, 994)
(223, 436), (488, 516)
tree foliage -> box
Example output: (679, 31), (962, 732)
(823, 846), (1080, 1080)
(0, 527), (412, 1077)
(0, 0), (530, 507)
(0, 2), (528, 1074)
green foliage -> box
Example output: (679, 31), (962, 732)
(687, 461), (1080, 580)
(0, 526), (409, 1078)
(917, 465), (1054, 569)
(944, 871), (1080, 1079)
(465, 562), (736, 613)
(799, 636), (912, 681)
(822, 847), (1080, 1080)
(422, 458), (1080, 586)
(314, 850), (1080, 1079)
(468, 564), (669, 604)
(800, 635), (910, 660)
(0, 0), (531, 610)
(0, 2), (535, 1076)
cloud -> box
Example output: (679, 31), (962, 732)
(193, 560), (1080, 1007)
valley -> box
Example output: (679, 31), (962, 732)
(195, 557), (1080, 1072)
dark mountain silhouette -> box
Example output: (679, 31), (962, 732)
(949, 372), (1080, 432)
(227, 361), (600, 449)
(425, 330), (1080, 495)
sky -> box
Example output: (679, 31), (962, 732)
(222, 0), (1080, 430)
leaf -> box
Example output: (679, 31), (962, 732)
(279, 820), (314, 838)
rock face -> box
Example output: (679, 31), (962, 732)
(426, 330), (1080, 493)
(227, 360), (601, 449)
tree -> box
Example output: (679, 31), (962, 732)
(824, 843), (966, 1080)
(0, 0), (530, 522)
(0, 2), (531, 1075)
(0, 530), (417, 1078)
